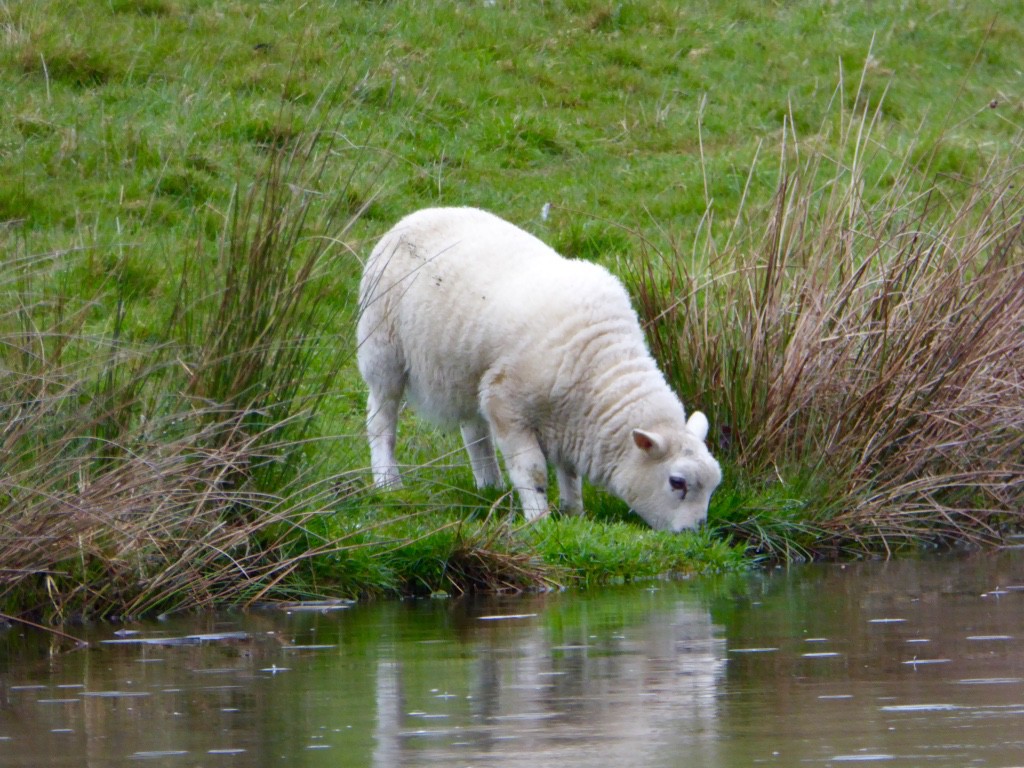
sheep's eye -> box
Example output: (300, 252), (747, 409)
(669, 476), (687, 498)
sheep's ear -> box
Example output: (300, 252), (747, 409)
(632, 429), (668, 459)
(686, 412), (710, 442)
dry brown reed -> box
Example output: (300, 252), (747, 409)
(0, 122), (368, 620)
(632, 100), (1024, 554)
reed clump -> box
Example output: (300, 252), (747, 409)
(3, 127), (355, 619)
(632, 94), (1024, 556)
(0, 124), (561, 621)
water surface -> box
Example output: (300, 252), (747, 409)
(3, 552), (1024, 766)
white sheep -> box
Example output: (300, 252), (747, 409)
(356, 207), (721, 531)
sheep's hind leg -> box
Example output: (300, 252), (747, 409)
(557, 466), (584, 516)
(461, 420), (503, 489)
(366, 388), (403, 488)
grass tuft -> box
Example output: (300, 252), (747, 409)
(630, 74), (1024, 557)
(0, 98), (389, 619)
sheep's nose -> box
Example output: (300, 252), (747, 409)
(672, 517), (705, 533)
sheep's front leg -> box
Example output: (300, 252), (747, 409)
(480, 417), (548, 520)
(557, 466), (584, 516)
(495, 431), (549, 521)
(481, 374), (549, 521)
(460, 420), (503, 488)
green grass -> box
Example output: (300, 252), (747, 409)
(1, 0), (1022, 619)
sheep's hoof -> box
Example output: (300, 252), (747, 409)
(372, 472), (403, 490)
(522, 507), (551, 523)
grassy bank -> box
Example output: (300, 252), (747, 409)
(1, 0), (1022, 620)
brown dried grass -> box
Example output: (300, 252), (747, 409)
(0, 122), (372, 620)
(632, 101), (1024, 554)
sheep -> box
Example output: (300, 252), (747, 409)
(356, 207), (721, 532)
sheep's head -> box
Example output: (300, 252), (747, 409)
(616, 412), (722, 532)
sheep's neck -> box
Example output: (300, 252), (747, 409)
(541, 339), (680, 491)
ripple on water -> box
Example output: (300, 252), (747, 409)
(281, 599), (354, 613)
(830, 754), (895, 762)
(102, 631), (250, 646)
(130, 751), (189, 759)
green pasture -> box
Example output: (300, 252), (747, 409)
(1, 0), (1021, 619)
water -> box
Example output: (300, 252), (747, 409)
(3, 552), (1024, 766)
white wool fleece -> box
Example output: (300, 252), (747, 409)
(357, 207), (721, 531)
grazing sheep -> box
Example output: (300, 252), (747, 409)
(356, 207), (722, 531)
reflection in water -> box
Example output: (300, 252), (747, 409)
(370, 594), (724, 767)
(2, 552), (1024, 766)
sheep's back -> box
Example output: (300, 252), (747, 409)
(361, 208), (641, 425)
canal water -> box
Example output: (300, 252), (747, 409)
(2, 551), (1024, 766)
